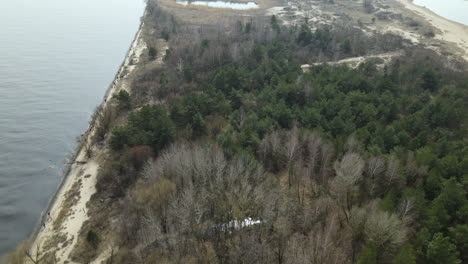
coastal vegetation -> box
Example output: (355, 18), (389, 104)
(71, 2), (467, 263)
(8, 0), (468, 263)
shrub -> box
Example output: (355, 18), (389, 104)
(163, 48), (172, 61)
(87, 229), (100, 249)
(148, 46), (157, 60)
(161, 30), (170, 41)
(110, 126), (130, 150)
(95, 106), (115, 142)
(116, 89), (131, 109)
(123, 145), (154, 170)
(110, 105), (176, 153)
(423, 28), (435, 38)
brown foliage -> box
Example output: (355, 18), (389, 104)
(94, 105), (115, 143)
(122, 145), (154, 171)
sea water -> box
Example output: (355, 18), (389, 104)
(0, 0), (145, 255)
(413, 0), (468, 26)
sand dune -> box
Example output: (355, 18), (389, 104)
(396, 0), (468, 61)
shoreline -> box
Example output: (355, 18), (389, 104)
(411, 0), (467, 27)
(395, 0), (468, 61)
(397, 0), (468, 28)
(26, 16), (146, 260)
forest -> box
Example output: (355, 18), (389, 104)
(68, 1), (468, 263)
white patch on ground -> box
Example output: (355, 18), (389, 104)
(222, 218), (262, 230)
(302, 50), (403, 71)
(155, 39), (169, 65)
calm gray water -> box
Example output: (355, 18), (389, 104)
(0, 0), (145, 255)
(413, 0), (468, 26)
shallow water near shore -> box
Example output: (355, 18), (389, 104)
(0, 0), (145, 255)
(412, 0), (467, 26)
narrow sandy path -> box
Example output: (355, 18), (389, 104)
(301, 51), (403, 71)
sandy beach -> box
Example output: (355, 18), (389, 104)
(395, 0), (468, 62)
(26, 22), (147, 264)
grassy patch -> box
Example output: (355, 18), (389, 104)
(53, 178), (82, 230)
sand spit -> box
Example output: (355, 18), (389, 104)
(27, 23), (147, 264)
(395, 0), (468, 61)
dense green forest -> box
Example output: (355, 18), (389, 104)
(79, 2), (468, 264)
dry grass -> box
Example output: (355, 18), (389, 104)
(68, 195), (118, 263)
(53, 178), (82, 231)
(43, 233), (67, 252)
(158, 0), (279, 25)
(5, 241), (29, 264)
(329, 0), (465, 61)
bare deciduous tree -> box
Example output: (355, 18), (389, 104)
(259, 131), (284, 172)
(285, 212), (351, 264)
(176, 57), (184, 75)
(344, 136), (360, 153)
(130, 143), (267, 259)
(367, 157), (386, 179)
(398, 197), (415, 225)
(384, 155), (400, 188)
(331, 152), (365, 222)
(94, 105), (115, 143)
(319, 143), (334, 184)
(284, 125), (301, 187)
(367, 156), (385, 196)
(304, 132), (323, 184)
(8, 241), (55, 264)
(364, 210), (407, 252)
(334, 152), (365, 188)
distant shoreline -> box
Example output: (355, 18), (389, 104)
(395, 0), (468, 61)
(411, 0), (467, 26)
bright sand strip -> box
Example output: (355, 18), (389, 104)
(28, 24), (147, 264)
(395, 0), (468, 62)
